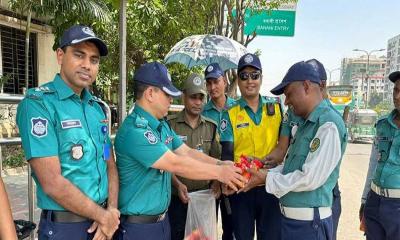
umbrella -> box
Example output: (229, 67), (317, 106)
(164, 34), (248, 71)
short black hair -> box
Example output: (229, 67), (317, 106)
(134, 81), (152, 100)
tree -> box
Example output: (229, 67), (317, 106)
(8, 0), (111, 92)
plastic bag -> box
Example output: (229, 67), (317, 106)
(184, 189), (217, 240)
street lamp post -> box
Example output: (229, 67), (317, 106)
(327, 67), (341, 85)
(353, 48), (385, 108)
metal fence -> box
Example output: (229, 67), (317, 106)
(0, 94), (182, 240)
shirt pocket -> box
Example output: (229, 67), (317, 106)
(58, 127), (91, 163)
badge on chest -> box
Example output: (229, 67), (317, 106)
(71, 144), (84, 160)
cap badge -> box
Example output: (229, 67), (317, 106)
(244, 54), (253, 63)
(207, 65), (214, 72)
(82, 27), (95, 37)
(193, 77), (202, 86)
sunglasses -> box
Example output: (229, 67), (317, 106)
(239, 71), (261, 81)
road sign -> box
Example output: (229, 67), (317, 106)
(244, 4), (297, 37)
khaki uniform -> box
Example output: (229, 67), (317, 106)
(167, 110), (221, 194)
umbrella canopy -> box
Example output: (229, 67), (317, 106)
(165, 34), (248, 71)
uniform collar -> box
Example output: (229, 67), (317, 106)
(134, 104), (161, 131)
(238, 95), (265, 111)
(53, 74), (93, 103)
(204, 95), (235, 111)
(176, 110), (205, 125)
(306, 99), (326, 123)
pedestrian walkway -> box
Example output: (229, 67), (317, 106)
(3, 172), (40, 223)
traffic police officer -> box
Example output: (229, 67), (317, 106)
(360, 70), (400, 240)
(167, 73), (221, 240)
(114, 62), (244, 240)
(202, 62), (235, 240)
(220, 53), (282, 240)
(16, 25), (120, 240)
(265, 59), (343, 240)
(242, 61), (347, 240)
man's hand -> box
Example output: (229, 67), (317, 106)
(98, 208), (120, 239)
(87, 222), (106, 240)
(177, 183), (189, 204)
(263, 154), (282, 169)
(210, 181), (221, 199)
(239, 168), (267, 193)
(217, 165), (246, 191)
(221, 184), (236, 196)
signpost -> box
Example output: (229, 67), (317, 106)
(243, 3), (297, 37)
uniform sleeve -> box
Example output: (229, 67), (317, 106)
(115, 127), (171, 168)
(266, 122), (342, 198)
(16, 98), (58, 160)
(361, 142), (378, 203)
(219, 111), (233, 142)
(170, 128), (184, 150)
(280, 111), (292, 137)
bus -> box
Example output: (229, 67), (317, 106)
(327, 85), (355, 115)
(348, 109), (377, 142)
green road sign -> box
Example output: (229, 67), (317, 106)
(244, 9), (296, 37)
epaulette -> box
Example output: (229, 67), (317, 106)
(166, 114), (178, 121)
(134, 115), (149, 129)
(26, 86), (54, 100)
(202, 116), (218, 126)
(375, 115), (388, 128)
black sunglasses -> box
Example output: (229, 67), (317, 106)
(239, 71), (261, 81)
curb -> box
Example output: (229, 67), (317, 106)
(1, 165), (28, 176)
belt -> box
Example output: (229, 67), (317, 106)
(371, 182), (400, 198)
(280, 205), (332, 221)
(122, 212), (166, 224)
(42, 201), (107, 223)
(41, 210), (88, 223)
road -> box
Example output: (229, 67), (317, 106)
(3, 143), (372, 239)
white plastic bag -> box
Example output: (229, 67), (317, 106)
(184, 189), (217, 240)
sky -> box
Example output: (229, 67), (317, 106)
(248, 0), (400, 95)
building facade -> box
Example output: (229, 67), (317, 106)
(385, 34), (400, 101)
(340, 55), (386, 107)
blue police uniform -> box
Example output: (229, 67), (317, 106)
(114, 62), (183, 240)
(281, 99), (342, 240)
(17, 74), (111, 240)
(363, 110), (400, 240)
(269, 61), (347, 240)
(115, 105), (183, 239)
(203, 63), (236, 240)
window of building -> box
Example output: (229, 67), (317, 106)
(1, 24), (37, 94)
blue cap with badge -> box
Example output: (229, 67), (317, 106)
(306, 59), (327, 81)
(238, 53), (262, 72)
(59, 25), (108, 56)
(270, 61), (320, 95)
(204, 63), (224, 80)
(133, 62), (182, 97)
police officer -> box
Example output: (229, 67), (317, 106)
(202, 62), (235, 240)
(265, 59), (343, 240)
(220, 53), (282, 240)
(114, 62), (245, 240)
(167, 73), (221, 240)
(360, 71), (400, 240)
(16, 25), (119, 240)
(242, 61), (347, 240)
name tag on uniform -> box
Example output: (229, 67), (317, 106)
(61, 120), (82, 129)
(178, 135), (187, 141)
(236, 123), (249, 129)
